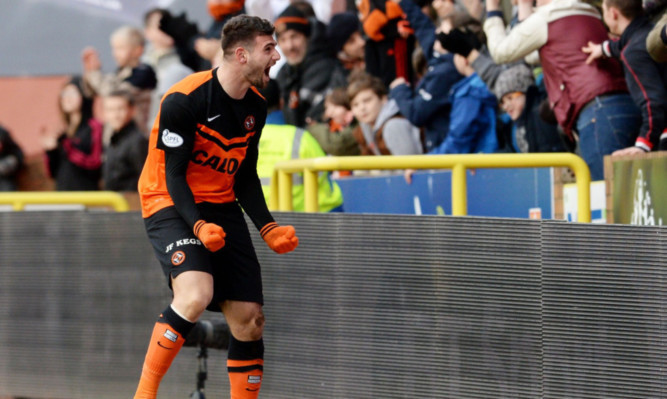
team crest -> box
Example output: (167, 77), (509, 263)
(171, 251), (186, 266)
(244, 115), (255, 130)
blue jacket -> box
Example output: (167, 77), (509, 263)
(430, 73), (498, 154)
(390, 0), (463, 152)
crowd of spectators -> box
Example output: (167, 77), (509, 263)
(1, 0), (666, 198)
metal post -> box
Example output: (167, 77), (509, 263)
(451, 163), (467, 216)
(303, 169), (319, 213)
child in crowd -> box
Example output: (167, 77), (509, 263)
(428, 54), (498, 155)
(308, 88), (361, 156)
(101, 90), (149, 192)
(494, 64), (568, 153)
(403, 52), (498, 183)
(42, 77), (103, 191)
(347, 72), (423, 156)
(81, 25), (157, 134)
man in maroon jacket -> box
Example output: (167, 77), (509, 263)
(484, 0), (642, 180)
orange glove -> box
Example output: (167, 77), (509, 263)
(260, 222), (299, 254)
(193, 220), (226, 252)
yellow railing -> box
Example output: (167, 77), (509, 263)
(0, 191), (130, 212)
(270, 153), (592, 222)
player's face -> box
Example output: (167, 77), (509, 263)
(103, 96), (134, 131)
(244, 34), (280, 88)
(277, 30), (308, 65)
(350, 89), (386, 125)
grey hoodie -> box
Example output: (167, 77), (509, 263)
(359, 99), (423, 155)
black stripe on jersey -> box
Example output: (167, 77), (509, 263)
(197, 128), (253, 151)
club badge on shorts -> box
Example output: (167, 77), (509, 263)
(171, 251), (186, 266)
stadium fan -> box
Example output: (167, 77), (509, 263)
(42, 77), (103, 191)
(274, 4), (337, 126)
(0, 124), (24, 191)
(81, 26), (157, 135)
(582, 0), (667, 152)
(483, 0), (642, 180)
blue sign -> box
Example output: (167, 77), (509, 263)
(335, 168), (553, 218)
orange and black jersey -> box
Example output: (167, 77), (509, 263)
(139, 68), (274, 230)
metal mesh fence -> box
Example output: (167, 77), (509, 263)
(0, 211), (663, 398)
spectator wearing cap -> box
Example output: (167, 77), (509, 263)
(483, 0), (641, 180)
(389, 1), (465, 152)
(495, 64), (568, 153)
(582, 0), (667, 153)
(327, 11), (367, 90)
(290, 0), (332, 58)
(275, 4), (337, 127)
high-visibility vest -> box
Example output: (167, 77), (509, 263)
(257, 124), (344, 212)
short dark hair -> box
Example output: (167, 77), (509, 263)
(604, 0), (644, 19)
(106, 89), (135, 107)
(447, 11), (487, 47)
(221, 15), (275, 57)
(325, 88), (350, 109)
(347, 72), (387, 102)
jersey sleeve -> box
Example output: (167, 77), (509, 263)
(156, 92), (197, 156)
(234, 118), (275, 231)
(158, 92), (204, 228)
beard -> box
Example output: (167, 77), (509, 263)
(244, 63), (269, 89)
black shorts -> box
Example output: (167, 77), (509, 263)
(144, 202), (263, 311)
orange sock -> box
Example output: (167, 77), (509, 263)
(134, 306), (195, 399)
(227, 337), (264, 399)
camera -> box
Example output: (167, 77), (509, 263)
(184, 319), (230, 350)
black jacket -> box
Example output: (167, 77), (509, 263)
(46, 118), (103, 191)
(0, 125), (24, 191)
(605, 16), (667, 151)
(103, 121), (148, 191)
(516, 85), (569, 153)
(276, 49), (337, 127)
